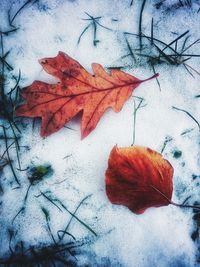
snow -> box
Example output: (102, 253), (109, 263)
(0, 0), (200, 266)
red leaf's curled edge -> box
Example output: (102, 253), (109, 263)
(16, 52), (158, 139)
(105, 146), (174, 214)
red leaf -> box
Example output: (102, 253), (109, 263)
(105, 146), (173, 214)
(16, 52), (158, 138)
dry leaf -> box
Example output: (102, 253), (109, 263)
(105, 146), (173, 214)
(16, 52), (158, 138)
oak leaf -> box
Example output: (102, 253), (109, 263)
(16, 52), (158, 138)
(105, 146), (173, 214)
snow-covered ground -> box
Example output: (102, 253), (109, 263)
(0, 0), (200, 266)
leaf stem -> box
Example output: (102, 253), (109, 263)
(141, 73), (159, 82)
(150, 185), (200, 211)
(170, 201), (200, 211)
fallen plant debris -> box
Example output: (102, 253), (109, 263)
(36, 191), (97, 237)
(0, 0), (39, 187)
(12, 164), (53, 224)
(172, 106), (200, 131)
(8, 0), (39, 28)
(123, 28), (200, 81)
(77, 12), (112, 46)
(105, 145), (200, 214)
(161, 135), (173, 153)
(16, 52), (158, 138)
(0, 242), (79, 266)
(131, 96), (146, 145)
(0, 231), (96, 267)
(7, 192), (97, 266)
(28, 164), (53, 185)
(154, 0), (199, 11)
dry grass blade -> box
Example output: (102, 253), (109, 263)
(78, 12), (112, 46)
(172, 106), (200, 131)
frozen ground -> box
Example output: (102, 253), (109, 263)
(0, 0), (200, 266)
